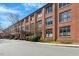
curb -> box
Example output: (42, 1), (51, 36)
(38, 42), (79, 48)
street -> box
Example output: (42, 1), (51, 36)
(0, 39), (79, 56)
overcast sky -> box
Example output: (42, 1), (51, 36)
(0, 3), (46, 29)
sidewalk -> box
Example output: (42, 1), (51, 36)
(37, 42), (79, 48)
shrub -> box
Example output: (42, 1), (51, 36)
(25, 36), (33, 41)
(26, 36), (29, 41)
(31, 33), (40, 42)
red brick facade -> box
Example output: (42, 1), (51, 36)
(4, 3), (79, 42)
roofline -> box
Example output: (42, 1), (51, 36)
(21, 3), (51, 20)
(4, 3), (52, 30)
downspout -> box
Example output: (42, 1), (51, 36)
(54, 3), (58, 41)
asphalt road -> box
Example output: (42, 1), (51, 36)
(0, 39), (79, 56)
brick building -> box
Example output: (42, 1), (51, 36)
(4, 3), (79, 42)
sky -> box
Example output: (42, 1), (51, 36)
(0, 3), (46, 29)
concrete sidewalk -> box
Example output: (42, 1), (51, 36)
(36, 42), (79, 48)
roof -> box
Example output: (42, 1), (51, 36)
(4, 3), (53, 30)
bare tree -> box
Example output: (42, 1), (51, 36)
(6, 13), (30, 40)
(7, 13), (20, 25)
(0, 22), (4, 38)
(6, 13), (21, 39)
(0, 23), (3, 32)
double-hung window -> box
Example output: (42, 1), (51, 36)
(37, 20), (42, 30)
(31, 15), (34, 21)
(30, 23), (34, 30)
(25, 25), (29, 30)
(45, 17), (52, 26)
(59, 11), (71, 23)
(46, 29), (52, 37)
(59, 3), (71, 8)
(60, 26), (70, 36)
(46, 5), (52, 14)
(37, 12), (42, 18)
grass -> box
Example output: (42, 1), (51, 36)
(40, 40), (61, 44)
(48, 41), (61, 44)
(40, 39), (73, 44)
(43, 41), (72, 44)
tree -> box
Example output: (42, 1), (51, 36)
(0, 23), (3, 32)
(7, 13), (20, 24)
(6, 13), (31, 40)
(0, 22), (4, 38)
(6, 13), (21, 39)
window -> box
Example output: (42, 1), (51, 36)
(26, 19), (28, 23)
(30, 23), (34, 30)
(25, 18), (28, 23)
(31, 15), (34, 21)
(46, 5), (52, 14)
(19, 26), (21, 31)
(60, 26), (70, 36)
(46, 17), (52, 26)
(59, 11), (71, 23)
(59, 3), (71, 8)
(37, 20), (42, 30)
(22, 26), (25, 31)
(25, 25), (29, 30)
(37, 12), (42, 18)
(37, 18), (41, 21)
(46, 29), (52, 37)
